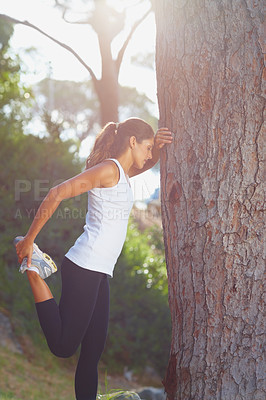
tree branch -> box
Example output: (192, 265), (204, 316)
(58, 18), (90, 25)
(116, 7), (152, 74)
(0, 13), (98, 84)
(54, 0), (71, 22)
(54, 0), (91, 25)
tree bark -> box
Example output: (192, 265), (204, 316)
(154, 1), (265, 399)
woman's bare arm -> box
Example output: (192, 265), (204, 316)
(15, 161), (119, 267)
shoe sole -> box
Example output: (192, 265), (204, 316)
(32, 243), (57, 272)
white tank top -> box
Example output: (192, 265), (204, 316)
(65, 159), (134, 277)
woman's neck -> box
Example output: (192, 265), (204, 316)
(116, 150), (133, 175)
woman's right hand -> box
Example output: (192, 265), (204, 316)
(15, 235), (34, 268)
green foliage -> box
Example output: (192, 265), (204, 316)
(33, 79), (158, 144)
(0, 17), (170, 379)
(0, 20), (86, 341)
(34, 78), (100, 141)
(0, 21), (32, 128)
(0, 131), (85, 342)
(124, 221), (168, 294)
(104, 221), (171, 376)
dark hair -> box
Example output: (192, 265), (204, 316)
(86, 118), (154, 169)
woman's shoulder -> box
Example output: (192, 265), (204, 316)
(91, 159), (120, 188)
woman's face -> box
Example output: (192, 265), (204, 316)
(132, 137), (154, 169)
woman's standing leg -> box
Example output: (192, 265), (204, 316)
(75, 275), (110, 400)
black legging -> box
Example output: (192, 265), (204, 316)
(35, 257), (109, 400)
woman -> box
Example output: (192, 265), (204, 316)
(15, 118), (172, 400)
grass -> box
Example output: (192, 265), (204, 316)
(0, 345), (144, 400)
(0, 395), (21, 400)
(0, 346), (75, 400)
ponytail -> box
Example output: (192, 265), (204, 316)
(86, 118), (154, 170)
(86, 122), (117, 169)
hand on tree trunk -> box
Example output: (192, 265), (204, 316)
(155, 127), (173, 149)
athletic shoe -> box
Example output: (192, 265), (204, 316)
(14, 236), (57, 279)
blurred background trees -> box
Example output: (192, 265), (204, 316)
(0, 10), (170, 383)
(1, 0), (154, 127)
(33, 77), (156, 144)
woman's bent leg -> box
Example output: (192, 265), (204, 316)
(35, 257), (105, 358)
(75, 275), (110, 400)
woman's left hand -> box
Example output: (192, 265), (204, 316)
(154, 127), (173, 149)
(15, 235), (34, 268)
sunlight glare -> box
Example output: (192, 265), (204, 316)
(0, 0), (159, 200)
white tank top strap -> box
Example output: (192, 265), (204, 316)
(107, 158), (128, 185)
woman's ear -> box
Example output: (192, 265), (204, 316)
(129, 136), (136, 149)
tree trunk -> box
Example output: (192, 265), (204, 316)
(95, 76), (119, 127)
(154, 1), (265, 399)
(94, 34), (119, 125)
(92, 1), (119, 125)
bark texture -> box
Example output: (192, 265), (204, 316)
(155, 1), (265, 399)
